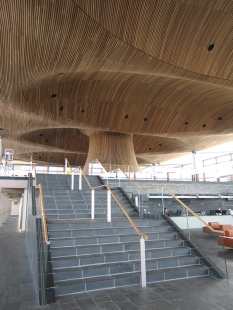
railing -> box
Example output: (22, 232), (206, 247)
(111, 169), (229, 278)
(25, 159), (55, 305)
(65, 158), (148, 286)
(65, 158), (80, 190)
(83, 170), (147, 240)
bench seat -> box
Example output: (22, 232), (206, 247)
(217, 236), (233, 248)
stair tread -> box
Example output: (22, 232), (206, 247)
(49, 231), (173, 240)
(50, 237), (180, 249)
(54, 264), (208, 286)
(51, 245), (189, 260)
(53, 254), (198, 272)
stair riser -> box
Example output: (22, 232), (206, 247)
(53, 256), (200, 282)
(48, 225), (169, 238)
(51, 239), (184, 258)
(52, 247), (192, 269)
(50, 232), (177, 247)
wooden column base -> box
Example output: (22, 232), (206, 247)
(83, 130), (139, 174)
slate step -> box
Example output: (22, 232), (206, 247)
(46, 212), (129, 220)
(51, 246), (192, 268)
(54, 265), (209, 296)
(53, 255), (200, 281)
(47, 219), (166, 230)
(45, 203), (121, 209)
(50, 239), (183, 258)
(49, 232), (177, 247)
(48, 225), (171, 238)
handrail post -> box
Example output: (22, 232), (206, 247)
(186, 208), (190, 240)
(140, 236), (146, 287)
(21, 189), (28, 231)
(162, 187), (164, 213)
(65, 158), (68, 174)
(71, 172), (74, 190)
(91, 189), (95, 219)
(107, 189), (111, 222)
(18, 196), (23, 230)
(79, 169), (82, 190)
(138, 190), (140, 213)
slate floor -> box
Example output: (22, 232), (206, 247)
(1, 217), (233, 310)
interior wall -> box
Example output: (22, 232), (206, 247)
(11, 200), (19, 216)
(0, 193), (11, 227)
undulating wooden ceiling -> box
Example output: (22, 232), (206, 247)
(0, 0), (233, 168)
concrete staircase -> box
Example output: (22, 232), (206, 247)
(36, 174), (223, 296)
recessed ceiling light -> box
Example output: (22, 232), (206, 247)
(207, 44), (214, 51)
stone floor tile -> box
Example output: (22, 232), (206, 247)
(59, 301), (80, 310)
(114, 300), (139, 310)
(94, 301), (120, 310)
(75, 297), (97, 309)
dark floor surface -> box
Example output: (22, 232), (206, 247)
(1, 217), (233, 310)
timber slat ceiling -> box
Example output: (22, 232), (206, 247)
(0, 0), (233, 166)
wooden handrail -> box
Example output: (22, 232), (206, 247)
(65, 158), (79, 173)
(31, 158), (50, 244)
(37, 184), (50, 244)
(79, 166), (148, 240)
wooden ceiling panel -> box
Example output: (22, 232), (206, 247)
(1, 0), (233, 167)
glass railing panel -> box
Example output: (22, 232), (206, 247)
(169, 210), (228, 278)
(34, 186), (50, 305)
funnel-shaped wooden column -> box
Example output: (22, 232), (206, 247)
(83, 131), (139, 174)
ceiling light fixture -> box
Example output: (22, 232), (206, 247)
(207, 44), (214, 51)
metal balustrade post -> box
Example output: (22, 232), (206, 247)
(65, 158), (68, 174)
(140, 237), (146, 287)
(71, 172), (74, 190)
(107, 190), (111, 222)
(186, 208), (190, 240)
(91, 189), (95, 219)
(79, 169), (82, 190)
(162, 187), (164, 213)
(138, 190), (141, 212)
(21, 189), (28, 231)
(18, 197), (23, 230)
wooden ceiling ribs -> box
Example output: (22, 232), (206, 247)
(0, 0), (233, 169)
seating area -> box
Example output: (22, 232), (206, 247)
(168, 209), (182, 216)
(209, 209), (227, 215)
(202, 221), (233, 248)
